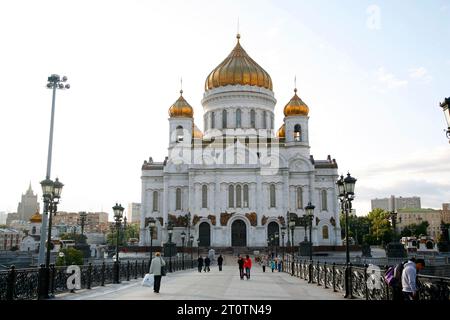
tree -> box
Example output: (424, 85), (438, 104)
(367, 208), (393, 246)
(107, 223), (140, 246)
(340, 214), (371, 245)
(56, 247), (83, 266)
(400, 221), (429, 238)
(60, 232), (87, 244)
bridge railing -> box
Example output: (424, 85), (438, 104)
(0, 257), (198, 300)
(283, 254), (450, 300)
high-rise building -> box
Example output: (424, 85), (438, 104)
(371, 195), (421, 211)
(17, 183), (40, 221)
(0, 211), (7, 225)
(127, 203), (141, 223)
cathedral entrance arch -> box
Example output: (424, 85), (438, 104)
(267, 221), (279, 245)
(231, 219), (247, 247)
(198, 222), (211, 247)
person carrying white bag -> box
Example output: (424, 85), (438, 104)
(145, 252), (166, 294)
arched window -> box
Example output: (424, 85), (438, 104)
(297, 187), (303, 209)
(236, 185), (242, 208)
(152, 191), (158, 211)
(243, 185), (249, 208)
(236, 109), (241, 127)
(321, 190), (328, 211)
(322, 226), (329, 239)
(270, 184), (276, 208)
(294, 124), (301, 141)
(250, 109), (256, 128)
(176, 125), (183, 142)
(222, 109), (227, 129)
(32, 226), (36, 235)
(263, 111), (267, 129)
(202, 185), (208, 209)
(228, 185), (234, 208)
(176, 188), (182, 210)
(211, 112), (215, 129)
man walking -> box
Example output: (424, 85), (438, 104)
(197, 256), (204, 273)
(402, 258), (425, 300)
(204, 256), (211, 272)
(217, 254), (223, 271)
(237, 255), (245, 280)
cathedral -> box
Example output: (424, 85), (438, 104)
(139, 34), (342, 249)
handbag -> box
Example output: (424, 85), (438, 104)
(160, 257), (167, 276)
(142, 273), (154, 287)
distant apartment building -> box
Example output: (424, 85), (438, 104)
(0, 212), (7, 225)
(53, 212), (109, 234)
(0, 228), (21, 250)
(127, 203), (141, 223)
(397, 203), (450, 239)
(371, 195), (421, 211)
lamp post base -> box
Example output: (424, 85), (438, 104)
(386, 242), (406, 258)
(299, 241), (312, 257)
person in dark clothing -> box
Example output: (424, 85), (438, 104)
(217, 255), (223, 271)
(237, 255), (245, 280)
(197, 256), (204, 273)
(204, 257), (211, 272)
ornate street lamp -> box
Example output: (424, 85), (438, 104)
(79, 211), (87, 237)
(181, 231), (186, 270)
(305, 201), (315, 283)
(112, 203), (124, 284)
(440, 97), (450, 141)
(167, 223), (173, 272)
(281, 226), (286, 261)
(148, 217), (156, 266)
(336, 172), (356, 298)
(289, 217), (296, 254)
(274, 232), (279, 258)
(189, 235), (194, 268)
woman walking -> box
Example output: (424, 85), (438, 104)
(244, 255), (252, 280)
(271, 259), (276, 272)
(217, 255), (223, 271)
(197, 256), (204, 272)
(149, 252), (166, 294)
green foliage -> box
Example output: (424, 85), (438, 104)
(106, 223), (139, 246)
(10, 246), (19, 251)
(339, 214), (371, 245)
(60, 233), (87, 244)
(55, 247), (83, 266)
(400, 221), (429, 238)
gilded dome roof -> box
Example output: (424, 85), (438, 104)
(205, 34), (273, 91)
(283, 88), (309, 117)
(168, 90), (194, 118)
(276, 123), (285, 138)
(30, 212), (42, 223)
(192, 123), (203, 139)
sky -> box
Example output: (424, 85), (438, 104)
(0, 0), (449, 220)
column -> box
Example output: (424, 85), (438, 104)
(256, 176), (262, 226)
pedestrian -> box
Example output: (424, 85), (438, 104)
(197, 256), (204, 273)
(270, 259), (276, 272)
(244, 255), (252, 280)
(204, 256), (211, 272)
(402, 258), (425, 300)
(149, 252), (166, 294)
(237, 255), (245, 280)
(278, 259), (283, 272)
(217, 254), (223, 271)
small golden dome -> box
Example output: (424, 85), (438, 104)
(205, 35), (273, 91)
(284, 88), (309, 117)
(192, 123), (203, 139)
(30, 212), (42, 223)
(276, 123), (285, 138)
(168, 90), (194, 118)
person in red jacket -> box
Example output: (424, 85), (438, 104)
(244, 255), (252, 280)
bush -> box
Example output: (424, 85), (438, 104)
(56, 247), (83, 266)
(10, 246), (19, 251)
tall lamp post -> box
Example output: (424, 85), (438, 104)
(274, 232), (279, 258)
(189, 235), (194, 268)
(148, 217), (156, 266)
(79, 211), (87, 238)
(40, 177), (63, 299)
(289, 217), (295, 255)
(336, 172), (357, 299)
(167, 223), (173, 272)
(181, 231), (186, 270)
(112, 203), (124, 284)
(38, 74), (70, 267)
(440, 97), (450, 141)
(281, 226), (286, 261)
(305, 202), (315, 282)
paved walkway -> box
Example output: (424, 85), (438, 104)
(55, 264), (343, 300)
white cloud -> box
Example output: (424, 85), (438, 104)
(409, 67), (432, 83)
(375, 67), (408, 90)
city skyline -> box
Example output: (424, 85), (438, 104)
(0, 0), (449, 217)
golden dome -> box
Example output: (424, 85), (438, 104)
(192, 123), (203, 139)
(205, 34), (273, 91)
(168, 90), (194, 118)
(276, 123), (285, 138)
(30, 212), (42, 223)
(283, 88), (309, 117)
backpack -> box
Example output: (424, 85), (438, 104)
(384, 262), (405, 287)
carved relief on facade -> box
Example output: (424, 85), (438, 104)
(261, 215), (268, 226)
(316, 217), (320, 226)
(208, 214), (216, 226)
(330, 217), (336, 227)
(245, 212), (257, 226)
(168, 213), (189, 227)
(277, 215), (286, 226)
(192, 214), (200, 226)
(157, 217), (163, 226)
(220, 212), (234, 226)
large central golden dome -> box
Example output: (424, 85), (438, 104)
(205, 34), (273, 91)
